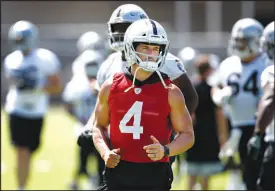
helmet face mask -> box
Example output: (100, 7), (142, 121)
(229, 37), (256, 59)
(108, 22), (132, 51)
(128, 42), (167, 72)
(124, 19), (170, 72)
(261, 39), (274, 60)
(85, 62), (99, 79)
(76, 31), (106, 56)
(261, 21), (274, 60)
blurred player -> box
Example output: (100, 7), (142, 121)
(66, 31), (108, 188)
(3, 20), (61, 190)
(247, 21), (274, 190)
(76, 31), (108, 58)
(186, 55), (226, 190)
(177, 47), (200, 81)
(212, 18), (268, 190)
(93, 18), (194, 190)
(174, 49), (221, 182)
(63, 50), (104, 190)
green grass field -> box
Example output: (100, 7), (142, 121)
(1, 107), (229, 190)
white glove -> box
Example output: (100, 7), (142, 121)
(212, 86), (233, 106)
(219, 128), (242, 160)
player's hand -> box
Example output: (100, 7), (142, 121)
(77, 129), (95, 151)
(219, 128), (242, 162)
(143, 135), (165, 161)
(103, 148), (121, 168)
(221, 86), (233, 104)
(247, 132), (265, 160)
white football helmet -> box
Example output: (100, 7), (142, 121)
(107, 4), (149, 52)
(8, 20), (38, 52)
(229, 18), (264, 60)
(76, 31), (107, 55)
(177, 47), (200, 77)
(261, 21), (274, 60)
(124, 19), (170, 72)
(72, 50), (104, 78)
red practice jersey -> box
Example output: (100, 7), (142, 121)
(108, 71), (172, 163)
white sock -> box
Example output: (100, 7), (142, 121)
(18, 187), (25, 190)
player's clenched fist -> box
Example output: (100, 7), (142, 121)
(143, 135), (165, 161)
(103, 148), (121, 168)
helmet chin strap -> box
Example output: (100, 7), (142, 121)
(124, 66), (142, 92)
(156, 70), (168, 89)
(124, 67), (168, 93)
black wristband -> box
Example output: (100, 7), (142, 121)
(163, 145), (170, 157)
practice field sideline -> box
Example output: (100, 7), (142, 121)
(1, 107), (228, 190)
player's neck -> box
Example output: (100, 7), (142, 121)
(241, 53), (260, 64)
(131, 65), (153, 82)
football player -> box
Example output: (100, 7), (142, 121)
(3, 20), (61, 190)
(93, 18), (194, 190)
(78, 3), (198, 169)
(247, 21), (274, 190)
(212, 18), (268, 190)
(76, 31), (108, 58)
(63, 50), (105, 190)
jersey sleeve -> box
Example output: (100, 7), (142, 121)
(3, 52), (20, 78)
(161, 53), (186, 81)
(62, 82), (74, 103)
(38, 49), (61, 76)
(3, 56), (11, 78)
(62, 79), (81, 103)
(213, 58), (230, 87)
(261, 65), (274, 88)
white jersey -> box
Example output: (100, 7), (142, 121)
(4, 48), (61, 118)
(260, 64), (274, 142)
(62, 75), (97, 124)
(217, 54), (268, 127)
(95, 51), (186, 90)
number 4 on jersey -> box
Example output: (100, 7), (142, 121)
(119, 101), (144, 139)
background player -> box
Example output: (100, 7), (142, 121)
(3, 20), (62, 190)
(247, 21), (274, 190)
(212, 18), (268, 190)
(186, 55), (226, 190)
(63, 49), (104, 190)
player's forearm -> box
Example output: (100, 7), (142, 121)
(43, 75), (62, 94)
(92, 125), (111, 160)
(216, 107), (228, 146)
(44, 83), (62, 94)
(165, 131), (194, 157)
(255, 97), (274, 133)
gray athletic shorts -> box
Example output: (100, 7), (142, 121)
(186, 161), (224, 176)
